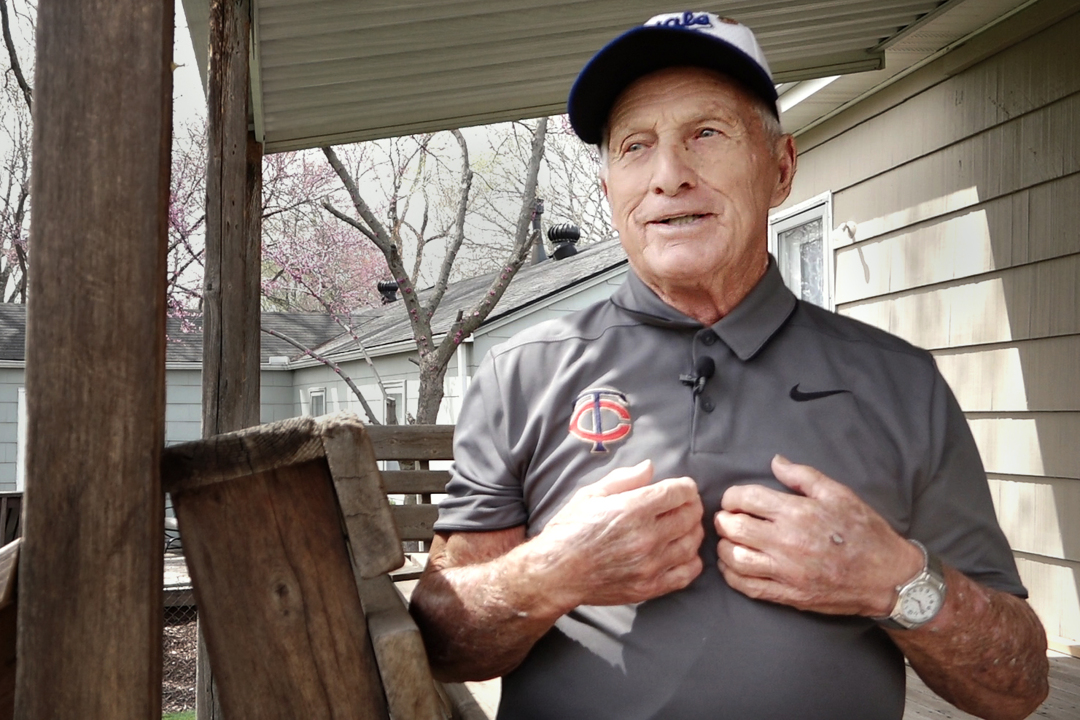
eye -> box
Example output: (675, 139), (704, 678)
(698, 127), (721, 138)
(625, 141), (645, 154)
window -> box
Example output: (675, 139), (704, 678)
(769, 193), (833, 310)
(385, 390), (403, 425)
(309, 388), (326, 417)
(16, 388), (26, 492)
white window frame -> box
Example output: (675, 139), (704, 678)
(308, 387), (326, 417)
(768, 192), (834, 311)
(16, 388), (26, 492)
(383, 382), (405, 426)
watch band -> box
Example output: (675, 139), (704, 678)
(874, 539), (947, 630)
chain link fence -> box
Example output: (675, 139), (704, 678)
(162, 601), (198, 716)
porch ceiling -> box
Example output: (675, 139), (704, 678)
(181, 0), (1035, 153)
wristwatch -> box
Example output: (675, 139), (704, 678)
(875, 539), (947, 630)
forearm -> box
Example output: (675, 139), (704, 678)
(890, 565), (1048, 720)
(410, 538), (570, 682)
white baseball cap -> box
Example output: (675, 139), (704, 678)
(567, 11), (778, 145)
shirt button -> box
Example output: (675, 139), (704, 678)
(700, 398), (715, 413)
(701, 330), (718, 346)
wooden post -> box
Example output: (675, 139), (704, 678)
(199, 0), (261, 717)
(15, 0), (172, 717)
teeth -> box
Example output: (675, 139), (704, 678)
(662, 215), (702, 225)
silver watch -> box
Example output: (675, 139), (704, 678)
(874, 540), (947, 630)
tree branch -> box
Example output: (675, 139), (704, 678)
(435, 117), (548, 368)
(0, 0), (31, 113)
(260, 327), (381, 425)
(426, 129), (473, 316)
(323, 145), (434, 360)
(322, 145), (393, 253)
(321, 201), (377, 243)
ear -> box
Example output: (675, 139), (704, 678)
(769, 134), (797, 208)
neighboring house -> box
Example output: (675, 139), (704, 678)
(769, 4), (1080, 652)
(0, 240), (628, 487)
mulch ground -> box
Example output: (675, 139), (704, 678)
(162, 609), (198, 714)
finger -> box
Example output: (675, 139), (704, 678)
(717, 538), (780, 580)
(720, 482), (800, 520)
(770, 454), (846, 502)
(718, 566), (786, 605)
(623, 475), (702, 515)
(651, 497), (706, 541)
(658, 554), (704, 593)
(580, 460), (654, 498)
(713, 509), (772, 549)
(658, 523), (705, 567)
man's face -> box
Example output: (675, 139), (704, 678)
(601, 67), (795, 298)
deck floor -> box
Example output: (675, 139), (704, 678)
(904, 652), (1080, 719)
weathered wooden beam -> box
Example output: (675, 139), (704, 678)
(16, 1), (171, 716)
(175, 459), (389, 720)
(0, 540), (20, 719)
(356, 575), (444, 720)
(203, 0), (260, 438)
(381, 470), (453, 494)
(366, 425), (455, 461)
(200, 0), (260, 715)
(392, 505), (442, 542)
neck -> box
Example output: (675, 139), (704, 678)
(643, 253), (768, 326)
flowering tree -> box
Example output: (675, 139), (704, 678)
(322, 117), (549, 424)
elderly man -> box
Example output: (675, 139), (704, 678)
(411, 12), (1049, 720)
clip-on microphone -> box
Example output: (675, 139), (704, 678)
(679, 356), (715, 398)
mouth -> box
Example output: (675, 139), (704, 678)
(651, 213), (710, 227)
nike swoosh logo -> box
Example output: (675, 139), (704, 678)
(790, 384), (851, 402)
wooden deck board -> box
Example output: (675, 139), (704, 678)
(903, 653), (1080, 720)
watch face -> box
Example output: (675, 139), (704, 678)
(900, 582), (943, 623)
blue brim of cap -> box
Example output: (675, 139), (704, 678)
(567, 26), (779, 146)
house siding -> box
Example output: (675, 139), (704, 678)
(0, 369), (23, 490)
(779, 7), (1080, 646)
(470, 268), (629, 374)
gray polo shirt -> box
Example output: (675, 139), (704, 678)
(436, 260), (1025, 720)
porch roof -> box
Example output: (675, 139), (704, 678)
(181, 0), (1034, 152)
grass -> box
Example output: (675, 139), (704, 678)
(163, 712), (195, 720)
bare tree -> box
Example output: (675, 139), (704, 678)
(0, 0), (33, 303)
(322, 117), (549, 424)
(459, 116), (613, 277)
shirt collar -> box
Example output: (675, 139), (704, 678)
(610, 256), (796, 361)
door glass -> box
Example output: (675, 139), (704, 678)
(777, 217), (824, 307)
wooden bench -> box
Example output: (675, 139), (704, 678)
(367, 424), (455, 547)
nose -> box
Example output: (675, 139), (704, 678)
(650, 140), (696, 196)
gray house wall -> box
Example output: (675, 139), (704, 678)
(778, 5), (1080, 647)
(0, 368), (23, 490)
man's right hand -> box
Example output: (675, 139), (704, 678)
(527, 460), (705, 611)
(412, 460), (704, 682)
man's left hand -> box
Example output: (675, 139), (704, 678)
(714, 454), (922, 616)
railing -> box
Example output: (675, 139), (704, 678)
(365, 424), (455, 544)
(0, 492), (21, 547)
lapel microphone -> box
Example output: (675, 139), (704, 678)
(679, 356), (715, 398)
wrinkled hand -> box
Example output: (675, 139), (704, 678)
(714, 455), (922, 617)
(533, 460), (705, 610)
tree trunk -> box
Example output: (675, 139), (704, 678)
(415, 359), (450, 425)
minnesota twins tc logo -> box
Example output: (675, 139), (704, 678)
(568, 388), (632, 453)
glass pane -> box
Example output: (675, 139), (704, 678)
(310, 392), (325, 417)
(777, 217), (825, 308)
